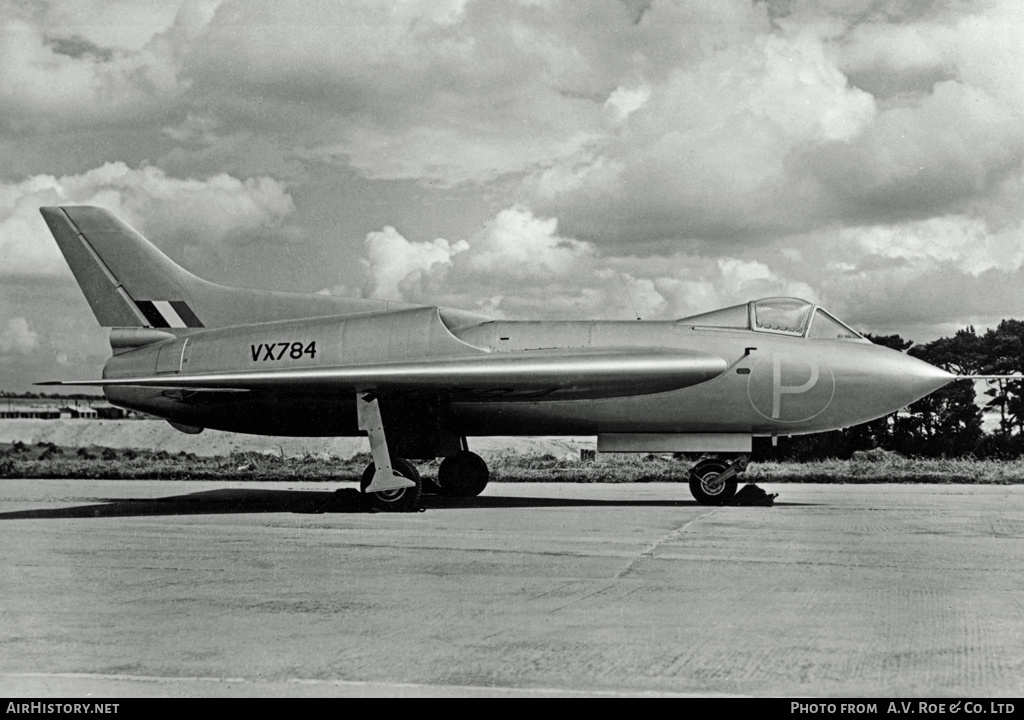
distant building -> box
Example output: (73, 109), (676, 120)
(0, 405), (61, 419)
(91, 403), (128, 420)
(60, 406), (99, 420)
(0, 397), (134, 420)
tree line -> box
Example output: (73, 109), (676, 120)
(767, 320), (1024, 460)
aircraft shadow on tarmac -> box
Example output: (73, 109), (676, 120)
(0, 487), (808, 520)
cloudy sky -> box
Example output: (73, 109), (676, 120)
(3, 0), (1024, 391)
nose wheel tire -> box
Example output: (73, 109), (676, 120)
(688, 458), (738, 506)
(360, 458), (423, 512)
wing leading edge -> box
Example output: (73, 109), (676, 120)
(39, 347), (728, 401)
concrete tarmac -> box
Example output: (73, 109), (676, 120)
(1, 480), (1022, 697)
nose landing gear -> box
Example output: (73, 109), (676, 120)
(688, 455), (748, 505)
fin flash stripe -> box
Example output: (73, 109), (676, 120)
(135, 300), (204, 328)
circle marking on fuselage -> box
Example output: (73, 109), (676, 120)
(747, 352), (835, 423)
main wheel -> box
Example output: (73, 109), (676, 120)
(437, 451), (490, 497)
(688, 458), (737, 506)
(360, 458), (423, 512)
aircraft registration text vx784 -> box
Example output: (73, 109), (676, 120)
(250, 342), (318, 362)
(37, 205), (1014, 510)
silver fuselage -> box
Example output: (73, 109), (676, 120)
(102, 306), (953, 441)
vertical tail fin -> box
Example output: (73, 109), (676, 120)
(41, 206), (419, 329)
(40, 206), (205, 328)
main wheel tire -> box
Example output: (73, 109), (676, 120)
(688, 458), (737, 506)
(437, 451), (490, 497)
(360, 458), (423, 512)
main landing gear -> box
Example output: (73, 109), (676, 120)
(358, 450), (492, 510)
(436, 451), (490, 497)
(688, 455), (748, 505)
(355, 394), (490, 511)
(359, 458), (422, 512)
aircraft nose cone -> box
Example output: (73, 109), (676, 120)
(902, 353), (956, 402)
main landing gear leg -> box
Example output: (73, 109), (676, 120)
(356, 393), (422, 512)
(688, 455), (748, 506)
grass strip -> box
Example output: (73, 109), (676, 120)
(4, 442), (1024, 484)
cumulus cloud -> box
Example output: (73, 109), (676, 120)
(821, 260), (1024, 336)
(493, 0), (1024, 306)
(526, 28), (878, 243)
(162, 113), (220, 146)
(806, 81), (1024, 222)
(842, 215), (1024, 277)
(839, 21), (954, 98)
(352, 197), (1022, 336)
(3, 0), (1024, 354)
(6, 1), (1024, 231)
(355, 206), (812, 320)
(0, 162), (296, 277)
(12, 1), (1022, 253)
(0, 0), (201, 130)
(768, 210), (1024, 334)
(361, 226), (468, 301)
(24, 0), (188, 52)
(0, 317), (39, 355)
(178, 0), (778, 186)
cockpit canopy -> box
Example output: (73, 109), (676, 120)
(676, 297), (866, 341)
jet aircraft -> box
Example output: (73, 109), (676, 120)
(39, 206), (968, 509)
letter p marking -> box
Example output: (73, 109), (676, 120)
(772, 356), (820, 419)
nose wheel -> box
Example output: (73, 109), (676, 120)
(688, 456), (747, 505)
